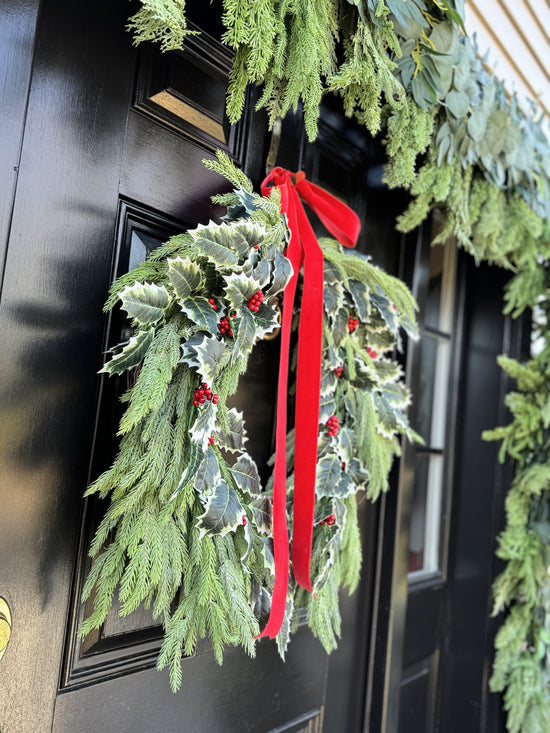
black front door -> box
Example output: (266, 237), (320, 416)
(0, 2), (408, 731)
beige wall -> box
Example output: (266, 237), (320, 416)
(465, 0), (550, 125)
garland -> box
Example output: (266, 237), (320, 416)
(119, 2), (550, 727)
(82, 152), (418, 690)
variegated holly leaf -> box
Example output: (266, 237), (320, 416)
(235, 188), (260, 216)
(178, 296), (219, 332)
(167, 257), (202, 299)
(234, 306), (256, 356)
(319, 393), (337, 423)
(334, 470), (357, 498)
(276, 594), (295, 661)
(253, 257), (271, 289)
(250, 496), (272, 534)
(188, 223), (240, 266)
(240, 519), (254, 564)
(190, 400), (219, 452)
(351, 359), (378, 391)
(260, 537), (275, 578)
(119, 282), (170, 324)
(215, 408), (248, 453)
(313, 498), (347, 594)
(195, 478), (245, 538)
(348, 279), (369, 322)
(365, 326), (396, 354)
(265, 248), (293, 298)
(234, 220), (269, 251)
(323, 259), (341, 285)
(373, 358), (402, 384)
(180, 333), (226, 385)
(371, 288), (399, 337)
(230, 452), (261, 497)
(336, 427), (354, 466)
(373, 387), (410, 438)
(348, 457), (369, 490)
(194, 447), (221, 495)
(320, 368), (338, 397)
(171, 442), (205, 500)
(100, 328), (154, 375)
(253, 302), (280, 338)
(325, 344), (341, 370)
(324, 281), (344, 319)
(332, 308), (348, 348)
(251, 581), (271, 627)
(316, 454), (343, 498)
(224, 273), (258, 308)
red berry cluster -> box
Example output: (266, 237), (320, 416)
(247, 290), (264, 311)
(348, 316), (359, 333)
(208, 435), (215, 446)
(192, 383), (219, 407)
(327, 415), (339, 437)
(218, 316), (234, 338)
(367, 347), (378, 359)
(208, 298), (217, 311)
(320, 513), (336, 526)
(334, 365), (344, 377)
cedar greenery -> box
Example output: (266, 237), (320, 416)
(122, 1), (550, 727)
(82, 153), (418, 690)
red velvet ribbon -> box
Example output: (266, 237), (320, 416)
(258, 168), (360, 639)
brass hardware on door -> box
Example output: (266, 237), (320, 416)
(0, 597), (12, 663)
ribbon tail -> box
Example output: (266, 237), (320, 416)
(257, 175), (301, 639)
(290, 192), (325, 593)
(296, 179), (360, 249)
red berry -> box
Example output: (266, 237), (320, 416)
(341, 462), (346, 469)
(320, 520), (325, 526)
(208, 435), (215, 446)
(367, 347), (378, 359)
(326, 514), (336, 526)
(254, 245), (259, 249)
(213, 394), (219, 404)
(193, 399), (199, 406)
(242, 515), (247, 526)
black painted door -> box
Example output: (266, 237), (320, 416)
(0, 2), (407, 731)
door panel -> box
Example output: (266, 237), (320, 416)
(0, 1), (404, 731)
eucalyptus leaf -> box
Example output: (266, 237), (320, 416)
(446, 90), (470, 119)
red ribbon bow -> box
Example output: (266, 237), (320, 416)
(258, 168), (360, 639)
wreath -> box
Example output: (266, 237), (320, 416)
(80, 151), (418, 690)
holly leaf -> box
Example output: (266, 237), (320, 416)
(313, 499), (347, 594)
(215, 408), (248, 453)
(276, 595), (295, 661)
(253, 302), (280, 338)
(250, 495), (272, 534)
(171, 442), (206, 500)
(167, 257), (202, 299)
(194, 447), (221, 495)
(334, 470), (357, 498)
(178, 296), (219, 332)
(319, 393), (337, 423)
(251, 581), (271, 627)
(224, 273), (258, 308)
(370, 288), (399, 336)
(324, 281), (344, 320)
(332, 308), (348, 348)
(180, 333), (226, 385)
(348, 456), (370, 488)
(230, 452), (261, 497)
(253, 257), (271, 289)
(188, 224), (240, 266)
(234, 306), (256, 356)
(316, 454), (343, 498)
(119, 282), (169, 324)
(266, 249), (293, 297)
(348, 280), (369, 322)
(196, 479), (245, 538)
(240, 520), (254, 564)
(260, 537), (275, 578)
(100, 328), (154, 375)
(320, 369), (338, 397)
(374, 358), (402, 384)
(336, 427), (354, 466)
(190, 400), (219, 452)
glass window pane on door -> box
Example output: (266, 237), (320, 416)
(408, 237), (456, 579)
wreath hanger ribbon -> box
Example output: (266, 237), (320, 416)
(258, 167), (360, 639)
